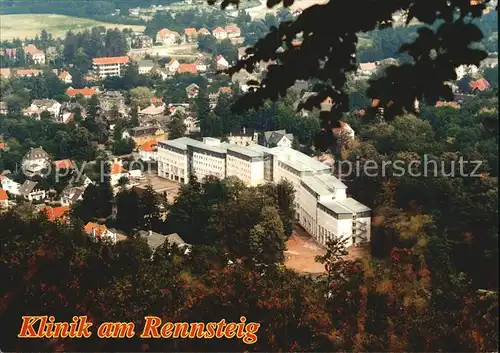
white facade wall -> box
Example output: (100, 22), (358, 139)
(94, 63), (127, 78)
(157, 138), (372, 247)
(191, 149), (225, 181)
(157, 143), (189, 183)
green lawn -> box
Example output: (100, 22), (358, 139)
(0, 14), (144, 41)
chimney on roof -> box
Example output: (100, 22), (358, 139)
(243, 127), (246, 134)
(149, 230), (153, 236)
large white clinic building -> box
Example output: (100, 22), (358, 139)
(157, 137), (371, 247)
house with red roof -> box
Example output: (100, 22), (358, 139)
(225, 24), (241, 38)
(15, 69), (42, 78)
(66, 86), (97, 98)
(39, 205), (70, 222)
(156, 28), (181, 45)
(0, 68), (11, 80)
(216, 55), (230, 70)
(184, 28), (198, 43)
(470, 78), (490, 92)
(435, 101), (460, 109)
(138, 140), (158, 161)
(54, 159), (74, 170)
(0, 188), (8, 208)
(165, 58), (180, 73)
(178, 63), (198, 74)
(213, 26), (227, 40)
(92, 56), (129, 78)
(23, 44), (45, 64)
(84, 222), (119, 243)
(58, 71), (72, 84)
(198, 28), (211, 36)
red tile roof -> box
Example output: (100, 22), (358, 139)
(54, 159), (74, 169)
(0, 188), (8, 201)
(58, 71), (71, 80)
(84, 222), (108, 237)
(139, 139), (158, 152)
(0, 68), (11, 79)
(178, 64), (198, 74)
(151, 97), (163, 104)
(23, 44), (43, 55)
(213, 26), (226, 33)
(40, 206), (70, 222)
(470, 78), (490, 91)
(111, 162), (125, 175)
(15, 69), (42, 77)
(435, 101), (460, 108)
(92, 56), (129, 65)
(184, 28), (197, 35)
(66, 86), (96, 97)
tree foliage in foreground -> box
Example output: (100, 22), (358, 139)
(226, 0), (495, 132)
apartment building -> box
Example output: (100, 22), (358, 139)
(157, 137), (371, 247)
(92, 56), (129, 78)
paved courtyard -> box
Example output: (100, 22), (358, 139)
(136, 173), (181, 204)
(284, 226), (370, 275)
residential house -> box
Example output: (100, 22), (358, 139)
(84, 222), (118, 243)
(185, 83), (200, 98)
(357, 62), (377, 77)
(138, 140), (158, 161)
(470, 78), (490, 92)
(165, 58), (180, 73)
(197, 28), (211, 36)
(216, 55), (230, 70)
(0, 102), (7, 115)
(0, 68), (11, 80)
(110, 160), (128, 187)
(99, 90), (127, 115)
(177, 64), (197, 74)
(138, 230), (191, 254)
(123, 126), (168, 145)
(231, 70), (258, 92)
(138, 104), (167, 121)
(151, 97), (163, 105)
(132, 35), (153, 48)
(15, 69), (42, 78)
(53, 159), (74, 170)
(137, 59), (155, 75)
(2, 48), (17, 59)
(23, 45), (45, 64)
(213, 27), (227, 40)
(184, 115), (200, 134)
(58, 71), (72, 84)
(225, 24), (241, 38)
(227, 127), (258, 146)
(59, 102), (85, 122)
(39, 205), (70, 222)
(24, 99), (61, 118)
(66, 86), (96, 98)
(156, 28), (181, 45)
(194, 55), (208, 72)
(92, 56), (129, 78)
(0, 175), (21, 196)
(0, 188), (8, 208)
(332, 121), (355, 140)
(184, 28), (198, 43)
(60, 186), (85, 206)
(237, 46), (249, 61)
(22, 147), (51, 177)
(260, 130), (294, 148)
(436, 101), (460, 109)
(20, 180), (46, 201)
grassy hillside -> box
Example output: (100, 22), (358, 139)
(0, 14), (144, 40)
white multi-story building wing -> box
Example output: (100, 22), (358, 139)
(157, 137), (371, 247)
